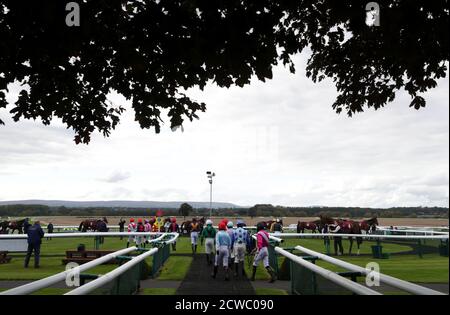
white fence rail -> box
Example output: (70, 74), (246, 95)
(274, 247), (381, 295)
(0, 232), (176, 239)
(0, 247), (137, 295)
(270, 233), (449, 240)
(65, 247), (159, 295)
(294, 245), (446, 295)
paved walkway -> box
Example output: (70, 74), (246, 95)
(175, 253), (256, 295)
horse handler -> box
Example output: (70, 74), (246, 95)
(24, 221), (44, 268)
(329, 223), (344, 256)
(211, 222), (231, 280)
(250, 223), (276, 283)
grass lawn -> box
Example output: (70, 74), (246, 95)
(315, 254), (449, 283)
(139, 288), (177, 295)
(281, 238), (413, 255)
(255, 288), (288, 295)
(158, 256), (192, 280)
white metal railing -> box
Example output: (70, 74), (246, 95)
(294, 245), (446, 295)
(274, 247), (381, 295)
(0, 232), (173, 239)
(0, 247), (137, 295)
(271, 233), (449, 240)
(64, 247), (159, 295)
(376, 228), (448, 235)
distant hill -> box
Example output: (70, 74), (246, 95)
(0, 199), (241, 209)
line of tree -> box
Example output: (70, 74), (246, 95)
(0, 204), (448, 219)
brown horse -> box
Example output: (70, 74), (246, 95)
(319, 215), (379, 255)
(78, 217), (108, 232)
(8, 219), (26, 234)
(297, 220), (320, 233)
(0, 220), (10, 234)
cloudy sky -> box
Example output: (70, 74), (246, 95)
(0, 54), (448, 208)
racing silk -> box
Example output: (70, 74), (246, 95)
(233, 227), (249, 245)
(256, 230), (270, 250)
(144, 223), (152, 232)
(227, 228), (235, 247)
(216, 230), (231, 247)
(191, 222), (200, 232)
(201, 226), (216, 239)
(137, 223), (145, 232)
(168, 223), (179, 233)
(127, 222), (137, 233)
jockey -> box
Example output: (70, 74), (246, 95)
(151, 218), (159, 232)
(190, 218), (201, 254)
(135, 218), (145, 247)
(226, 221), (235, 265)
(212, 222), (232, 280)
(201, 219), (216, 265)
(167, 217), (179, 251)
(251, 222), (276, 283)
(143, 219), (152, 246)
(126, 218), (137, 248)
(233, 220), (250, 278)
(164, 218), (171, 232)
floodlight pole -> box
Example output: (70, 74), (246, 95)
(206, 171), (215, 219)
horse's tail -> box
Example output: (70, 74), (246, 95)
(78, 221), (84, 231)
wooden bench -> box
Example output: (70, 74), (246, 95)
(62, 250), (117, 265)
(0, 251), (12, 264)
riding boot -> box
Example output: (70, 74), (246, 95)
(211, 265), (218, 278)
(192, 245), (195, 254)
(266, 266), (277, 283)
(234, 262), (239, 278)
(241, 262), (246, 277)
(194, 245), (197, 253)
(126, 242), (129, 248)
(250, 266), (257, 281)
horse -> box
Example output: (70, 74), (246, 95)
(8, 219), (26, 234)
(78, 217), (108, 232)
(359, 217), (379, 234)
(319, 215), (379, 255)
(297, 220), (320, 233)
(0, 220), (10, 234)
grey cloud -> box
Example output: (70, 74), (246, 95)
(101, 171), (131, 183)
